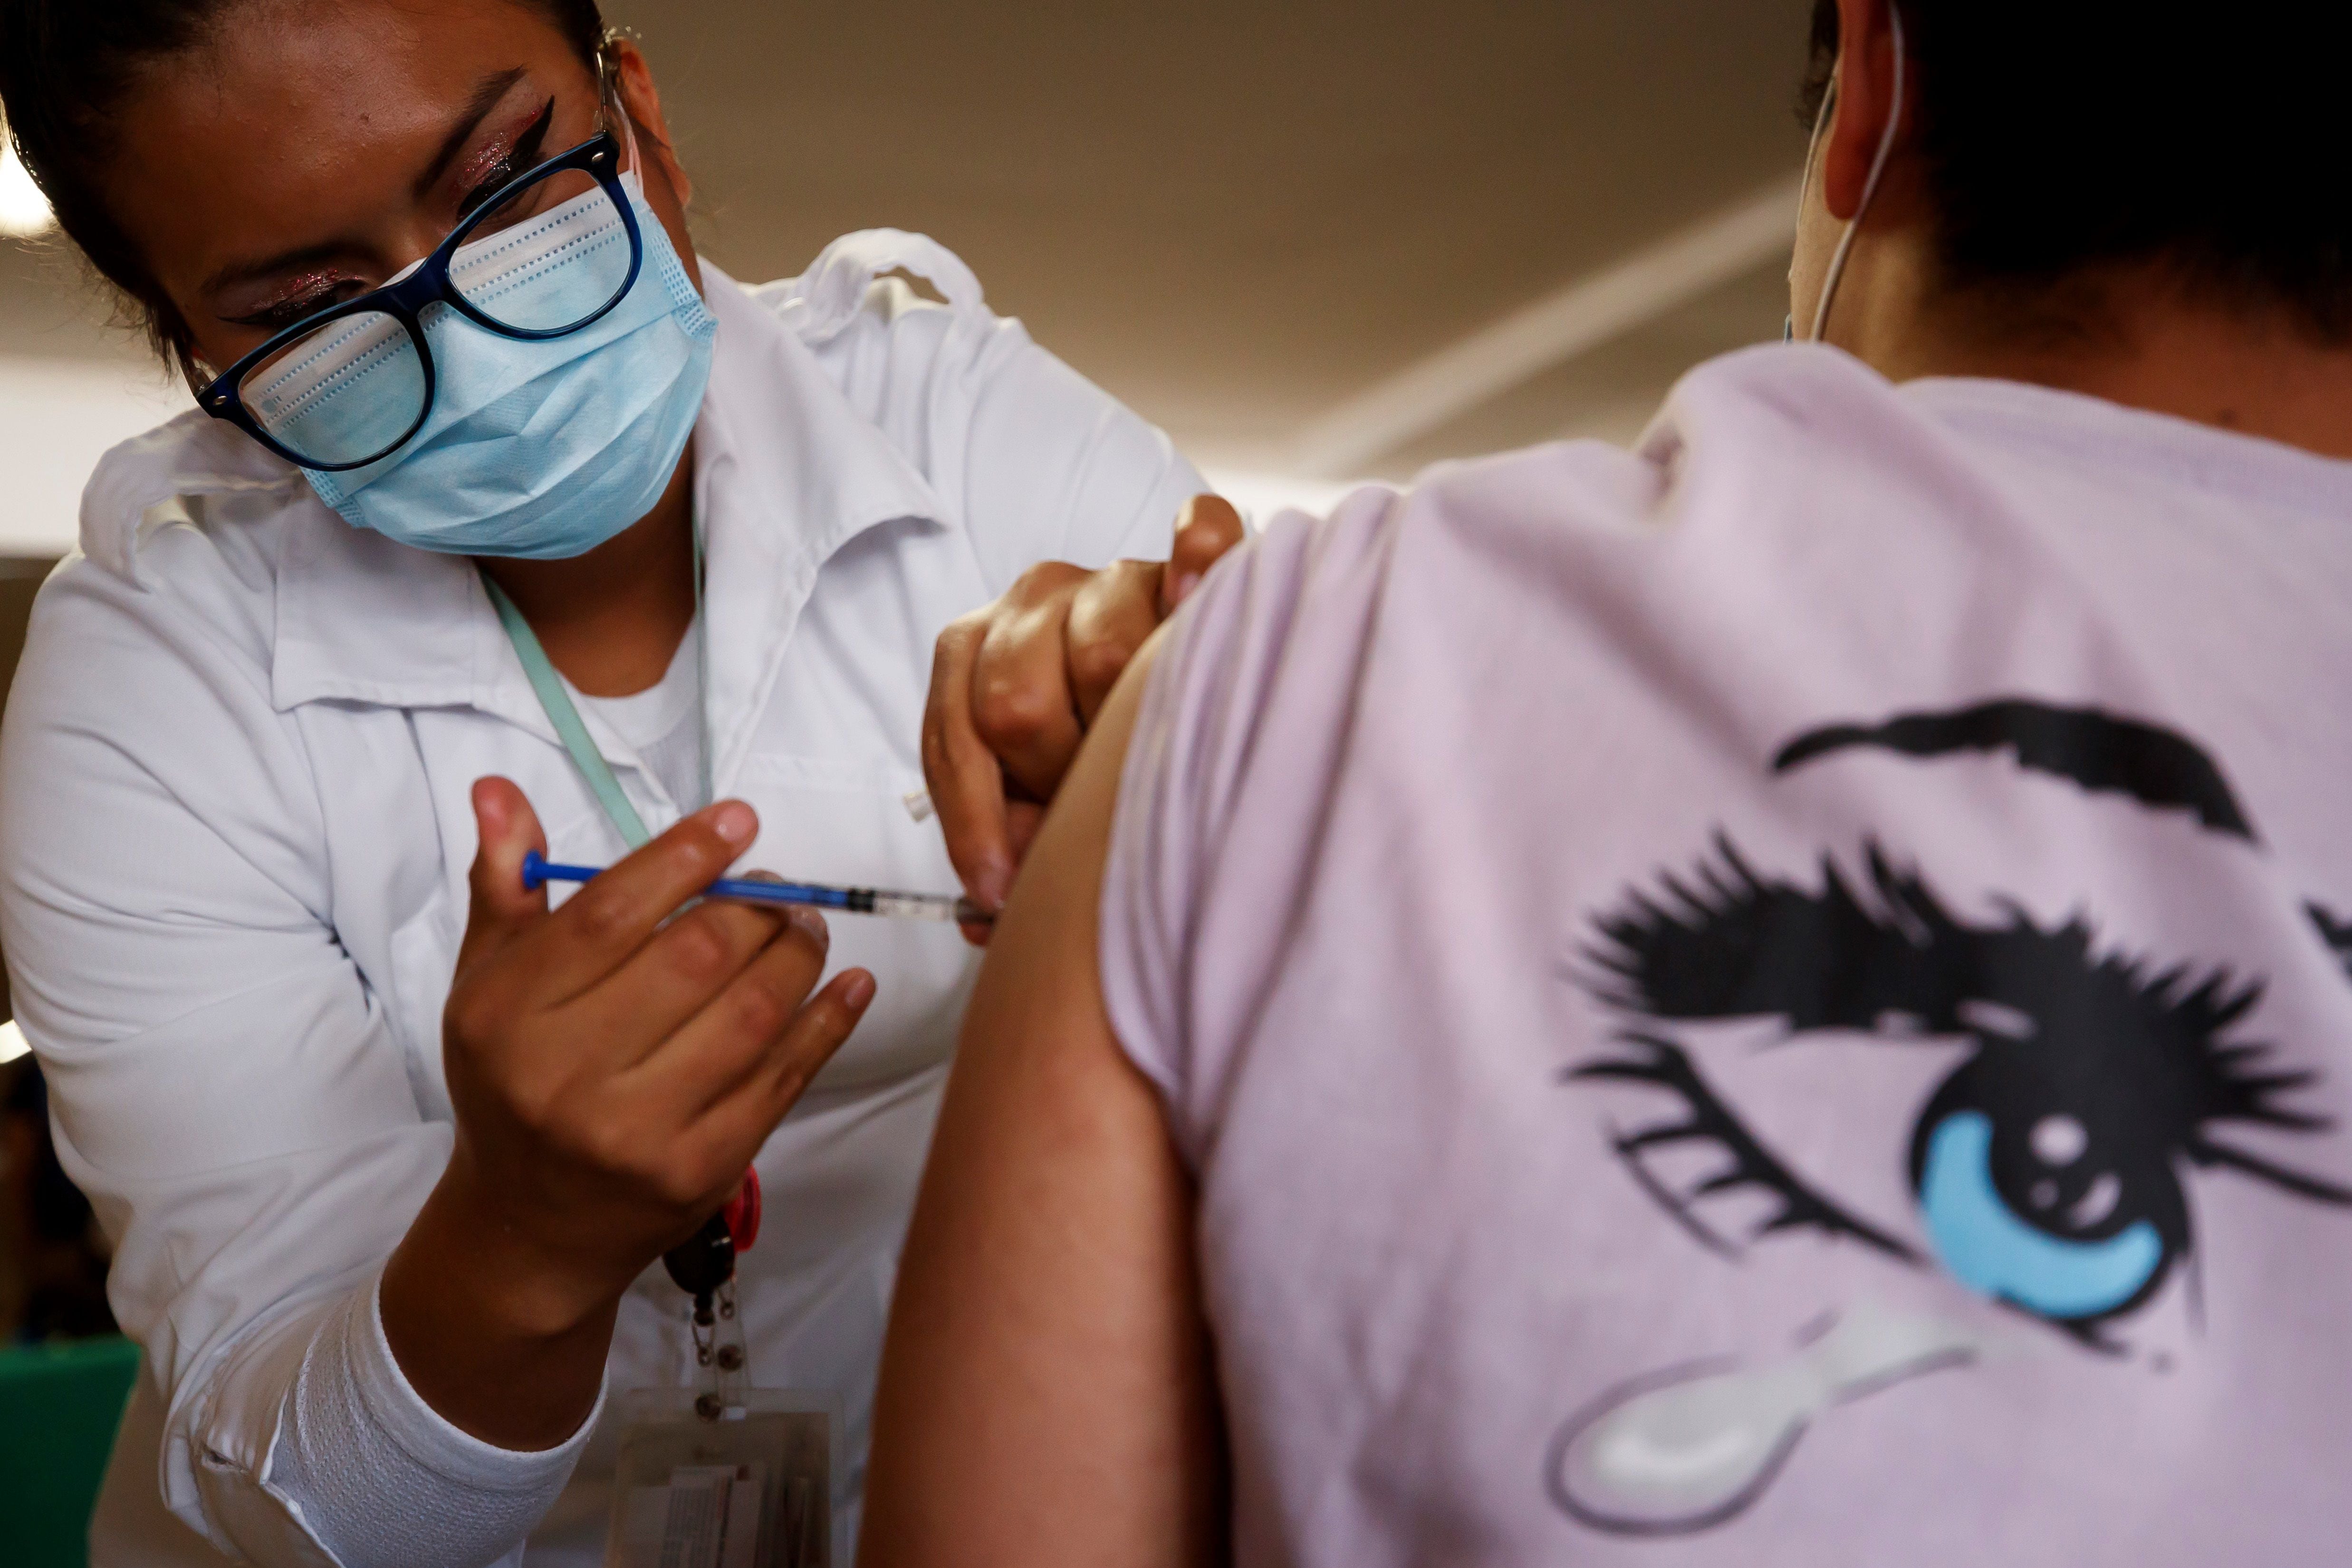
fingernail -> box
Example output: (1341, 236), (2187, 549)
(712, 801), (757, 846)
(788, 905), (829, 948)
(844, 970), (876, 1010)
(1169, 571), (1202, 607)
(974, 858), (1012, 912)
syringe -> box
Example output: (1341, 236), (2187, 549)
(522, 850), (993, 925)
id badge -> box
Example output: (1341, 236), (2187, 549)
(604, 1386), (837, 1568)
(605, 1279), (842, 1568)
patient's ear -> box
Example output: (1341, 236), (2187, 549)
(1821, 0), (1919, 223)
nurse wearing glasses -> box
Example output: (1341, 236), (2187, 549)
(0, 3), (1232, 1564)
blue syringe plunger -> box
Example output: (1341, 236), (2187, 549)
(521, 849), (990, 924)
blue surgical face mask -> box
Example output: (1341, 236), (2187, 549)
(282, 170), (717, 559)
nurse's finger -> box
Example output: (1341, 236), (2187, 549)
(1160, 494), (1246, 616)
(629, 907), (837, 1120)
(922, 613), (1015, 914)
(973, 566), (1088, 802)
(573, 886), (804, 1064)
(516, 800), (763, 1004)
(456, 777), (550, 981)
(955, 800), (1045, 947)
(1065, 560), (1163, 727)
(686, 970), (875, 1172)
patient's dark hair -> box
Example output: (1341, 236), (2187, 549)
(1803, 1), (2352, 340)
(0, 0), (608, 385)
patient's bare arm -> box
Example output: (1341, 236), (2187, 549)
(861, 635), (1228, 1568)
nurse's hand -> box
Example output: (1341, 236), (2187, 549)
(379, 779), (876, 1451)
(923, 494), (1245, 940)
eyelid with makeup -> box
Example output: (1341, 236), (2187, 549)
(455, 96), (560, 219)
(221, 269), (371, 332)
(217, 91), (566, 332)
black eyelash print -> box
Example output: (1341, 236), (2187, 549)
(1574, 834), (2352, 1342)
(1568, 1034), (1920, 1263)
(2312, 903), (2352, 988)
(1585, 833), (1964, 1032)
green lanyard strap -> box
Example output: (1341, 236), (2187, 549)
(480, 524), (711, 855)
(481, 573), (654, 851)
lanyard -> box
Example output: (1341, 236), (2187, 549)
(480, 527), (752, 1356)
(479, 524), (712, 849)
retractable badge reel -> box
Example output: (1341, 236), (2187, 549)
(604, 1167), (837, 1568)
(663, 1170), (763, 1411)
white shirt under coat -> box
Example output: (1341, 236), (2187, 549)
(0, 232), (1204, 1566)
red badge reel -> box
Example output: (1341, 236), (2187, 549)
(662, 1167), (760, 1318)
(722, 1167), (761, 1251)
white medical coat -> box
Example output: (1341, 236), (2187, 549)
(0, 233), (1203, 1565)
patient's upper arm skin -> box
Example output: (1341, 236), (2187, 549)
(860, 633), (1226, 1568)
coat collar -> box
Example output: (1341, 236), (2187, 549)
(687, 261), (955, 786)
(221, 261), (952, 763)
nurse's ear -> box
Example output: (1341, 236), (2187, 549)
(609, 39), (695, 213)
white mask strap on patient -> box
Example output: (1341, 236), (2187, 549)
(1805, 2), (1908, 344)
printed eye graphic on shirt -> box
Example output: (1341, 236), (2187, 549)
(1579, 835), (2349, 1343)
(1548, 699), (2352, 1537)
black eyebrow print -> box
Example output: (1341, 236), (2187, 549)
(199, 66), (531, 299)
(1772, 699), (2256, 842)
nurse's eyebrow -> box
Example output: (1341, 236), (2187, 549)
(199, 67), (533, 298)
(413, 67), (531, 201)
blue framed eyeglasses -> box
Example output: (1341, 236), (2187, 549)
(195, 128), (645, 471)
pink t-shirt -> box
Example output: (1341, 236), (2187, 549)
(1100, 343), (2352, 1566)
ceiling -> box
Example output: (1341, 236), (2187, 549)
(0, 0), (1816, 506)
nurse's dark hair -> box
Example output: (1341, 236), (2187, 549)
(1802, 0), (2352, 342)
(0, 0), (608, 386)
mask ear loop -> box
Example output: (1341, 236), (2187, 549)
(1805, 1), (1907, 343)
(1785, 78), (1839, 341)
(595, 29), (650, 184)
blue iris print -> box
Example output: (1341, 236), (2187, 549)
(1578, 835), (2352, 1348)
(1918, 1111), (2161, 1320)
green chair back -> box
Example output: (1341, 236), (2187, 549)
(0, 1336), (142, 1568)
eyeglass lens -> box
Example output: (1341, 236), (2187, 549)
(448, 160), (636, 334)
(240, 155), (635, 469)
(244, 310), (428, 469)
